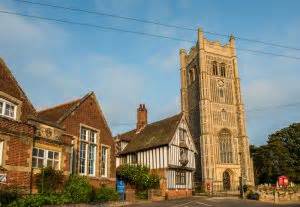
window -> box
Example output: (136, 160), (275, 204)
(219, 129), (233, 164)
(175, 171), (186, 185)
(79, 127), (98, 175)
(79, 142), (87, 174)
(88, 145), (96, 175)
(212, 61), (218, 75)
(188, 68), (195, 84)
(101, 146), (109, 177)
(32, 148), (60, 169)
(0, 141), (4, 166)
(179, 128), (186, 144)
(0, 99), (17, 119)
(220, 63), (226, 77)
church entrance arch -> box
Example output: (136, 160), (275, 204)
(223, 170), (231, 191)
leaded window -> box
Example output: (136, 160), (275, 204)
(175, 171), (186, 185)
(101, 146), (109, 177)
(219, 129), (233, 164)
(32, 148), (60, 169)
(79, 127), (98, 175)
(0, 99), (17, 119)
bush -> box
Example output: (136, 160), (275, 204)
(35, 167), (64, 194)
(8, 194), (72, 207)
(94, 186), (119, 202)
(117, 164), (160, 191)
(136, 190), (148, 200)
(0, 186), (21, 206)
(64, 174), (92, 203)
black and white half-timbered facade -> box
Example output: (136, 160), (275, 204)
(115, 105), (197, 199)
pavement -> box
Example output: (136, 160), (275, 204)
(127, 196), (300, 207)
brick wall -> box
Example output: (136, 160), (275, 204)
(6, 137), (31, 167)
(166, 189), (192, 200)
(61, 94), (116, 184)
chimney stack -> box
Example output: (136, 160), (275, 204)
(136, 104), (147, 131)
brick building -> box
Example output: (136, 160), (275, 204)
(0, 58), (115, 192)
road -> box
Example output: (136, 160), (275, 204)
(129, 197), (300, 207)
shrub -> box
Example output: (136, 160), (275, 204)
(136, 190), (148, 200)
(64, 174), (92, 203)
(8, 194), (72, 207)
(35, 167), (64, 194)
(117, 164), (160, 191)
(94, 186), (119, 202)
(0, 186), (21, 206)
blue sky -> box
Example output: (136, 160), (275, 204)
(0, 0), (299, 145)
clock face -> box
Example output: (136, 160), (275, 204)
(217, 80), (224, 87)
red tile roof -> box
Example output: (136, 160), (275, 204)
(37, 92), (93, 124)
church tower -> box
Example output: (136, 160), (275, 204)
(180, 28), (254, 192)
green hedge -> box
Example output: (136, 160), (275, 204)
(0, 186), (21, 206)
(117, 164), (160, 190)
(94, 186), (119, 202)
(64, 174), (93, 203)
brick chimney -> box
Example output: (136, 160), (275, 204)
(136, 104), (147, 131)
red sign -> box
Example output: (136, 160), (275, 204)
(278, 175), (288, 186)
(206, 183), (210, 191)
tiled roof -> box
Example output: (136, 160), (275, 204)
(37, 92), (92, 124)
(0, 58), (36, 121)
(119, 113), (182, 154)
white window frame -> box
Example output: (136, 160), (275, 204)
(0, 98), (17, 120)
(79, 126), (98, 176)
(32, 147), (60, 170)
(0, 141), (4, 166)
(100, 145), (110, 178)
(88, 144), (96, 176)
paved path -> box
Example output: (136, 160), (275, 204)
(129, 197), (300, 207)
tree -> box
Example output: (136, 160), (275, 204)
(251, 123), (300, 184)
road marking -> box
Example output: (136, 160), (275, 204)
(195, 201), (213, 206)
(173, 201), (194, 207)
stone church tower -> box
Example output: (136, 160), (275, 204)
(180, 28), (254, 192)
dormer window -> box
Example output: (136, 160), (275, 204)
(0, 98), (17, 119)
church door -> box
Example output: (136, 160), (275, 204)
(223, 171), (231, 191)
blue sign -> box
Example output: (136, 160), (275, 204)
(116, 179), (125, 193)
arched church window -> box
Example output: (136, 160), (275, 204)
(219, 129), (233, 163)
(220, 63), (226, 77)
(188, 68), (195, 84)
(212, 61), (218, 75)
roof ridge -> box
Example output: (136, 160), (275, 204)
(117, 113), (182, 139)
(57, 91), (94, 123)
(37, 97), (82, 113)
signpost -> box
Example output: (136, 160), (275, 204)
(116, 179), (125, 201)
